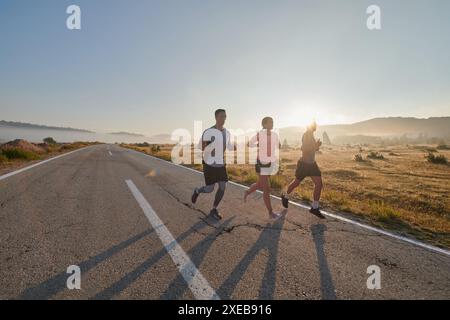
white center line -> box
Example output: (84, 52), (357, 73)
(125, 179), (220, 300)
(108, 151), (112, 156)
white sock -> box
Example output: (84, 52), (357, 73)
(312, 201), (319, 209)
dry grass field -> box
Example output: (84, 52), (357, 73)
(121, 143), (450, 248)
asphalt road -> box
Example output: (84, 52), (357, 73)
(0, 144), (449, 299)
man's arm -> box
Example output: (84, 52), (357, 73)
(226, 130), (236, 151)
(202, 140), (210, 151)
(198, 129), (211, 151)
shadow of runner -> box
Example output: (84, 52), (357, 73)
(19, 228), (156, 300)
(160, 217), (235, 299)
(311, 224), (337, 300)
(92, 217), (233, 300)
(217, 210), (287, 299)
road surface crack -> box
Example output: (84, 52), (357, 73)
(154, 182), (307, 237)
(43, 222), (82, 235)
(213, 222), (301, 239)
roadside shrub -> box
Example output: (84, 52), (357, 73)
(367, 151), (384, 160)
(2, 148), (40, 160)
(43, 137), (57, 144)
(151, 145), (161, 153)
(137, 142), (150, 147)
(426, 152), (448, 164)
(354, 154), (364, 162)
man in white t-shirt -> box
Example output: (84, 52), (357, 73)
(191, 109), (234, 220)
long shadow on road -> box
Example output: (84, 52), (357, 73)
(311, 223), (336, 300)
(92, 217), (235, 299)
(160, 218), (235, 299)
(19, 228), (156, 300)
(217, 211), (287, 299)
(19, 216), (336, 300)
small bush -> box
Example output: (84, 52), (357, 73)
(43, 137), (57, 144)
(367, 151), (384, 160)
(137, 142), (150, 147)
(354, 154), (364, 162)
(426, 152), (448, 164)
(151, 145), (161, 153)
(2, 148), (40, 160)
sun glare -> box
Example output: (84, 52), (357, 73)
(277, 100), (350, 128)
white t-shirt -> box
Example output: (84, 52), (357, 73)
(199, 126), (234, 167)
(249, 129), (280, 164)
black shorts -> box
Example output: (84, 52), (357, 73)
(255, 159), (272, 175)
(295, 159), (321, 180)
(203, 162), (228, 185)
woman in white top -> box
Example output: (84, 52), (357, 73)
(244, 117), (282, 220)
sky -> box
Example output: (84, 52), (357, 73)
(1, 0), (449, 136)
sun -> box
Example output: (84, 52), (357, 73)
(278, 100), (349, 128)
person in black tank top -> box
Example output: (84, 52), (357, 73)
(281, 121), (325, 219)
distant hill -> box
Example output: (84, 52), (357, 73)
(109, 131), (146, 137)
(0, 120), (93, 133)
(2, 117), (449, 146)
(280, 117), (450, 145)
(321, 117), (450, 137)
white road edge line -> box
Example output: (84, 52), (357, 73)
(0, 146), (92, 182)
(125, 179), (220, 300)
(124, 147), (450, 258)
